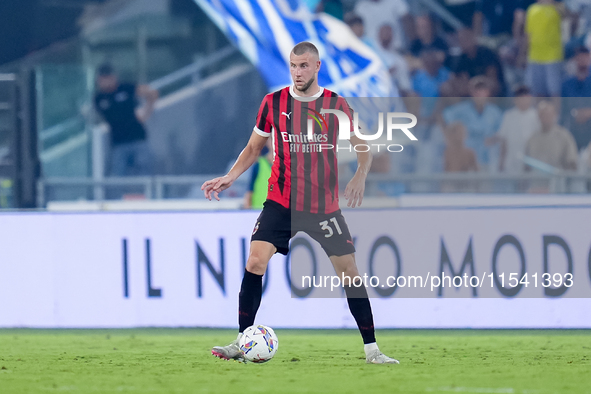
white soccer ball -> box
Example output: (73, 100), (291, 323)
(238, 325), (279, 363)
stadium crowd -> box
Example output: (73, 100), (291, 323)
(311, 0), (591, 180)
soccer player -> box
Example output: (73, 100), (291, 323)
(201, 42), (399, 364)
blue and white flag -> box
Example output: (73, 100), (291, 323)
(193, 0), (398, 98)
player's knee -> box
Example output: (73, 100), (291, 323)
(246, 255), (269, 275)
(333, 254), (359, 278)
(343, 265), (360, 279)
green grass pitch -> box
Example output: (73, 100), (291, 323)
(0, 329), (589, 393)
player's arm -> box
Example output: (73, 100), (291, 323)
(344, 134), (372, 208)
(201, 131), (268, 201)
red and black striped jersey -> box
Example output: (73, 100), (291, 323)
(253, 86), (353, 214)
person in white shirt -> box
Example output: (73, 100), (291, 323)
(486, 86), (541, 173)
(375, 24), (413, 95)
(354, 0), (412, 51)
(526, 100), (578, 171)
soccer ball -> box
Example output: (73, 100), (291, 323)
(238, 325), (279, 363)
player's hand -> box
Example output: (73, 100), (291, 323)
(344, 173), (366, 208)
(201, 175), (235, 201)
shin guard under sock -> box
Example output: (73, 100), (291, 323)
(345, 285), (376, 344)
(238, 269), (263, 333)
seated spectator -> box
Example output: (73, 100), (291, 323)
(526, 101), (578, 170)
(487, 86), (540, 173)
(449, 28), (507, 97)
(524, 0), (564, 97)
(354, 0), (413, 51)
(443, 122), (479, 172)
(443, 77), (503, 171)
(375, 24), (413, 96)
(562, 46), (591, 150)
(345, 14), (376, 48)
(346, 12), (410, 97)
(410, 14), (449, 58)
(412, 48), (450, 121)
(442, 122), (479, 192)
(412, 48), (450, 98)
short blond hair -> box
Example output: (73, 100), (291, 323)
(292, 42), (319, 58)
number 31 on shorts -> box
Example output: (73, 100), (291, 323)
(319, 217), (342, 238)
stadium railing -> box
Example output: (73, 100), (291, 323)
(37, 171), (591, 208)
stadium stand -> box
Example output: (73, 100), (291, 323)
(2, 0), (591, 208)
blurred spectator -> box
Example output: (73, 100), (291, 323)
(475, 0), (536, 38)
(443, 122), (479, 172)
(487, 86), (540, 173)
(514, 0), (543, 38)
(494, 0), (540, 90)
(353, 0), (413, 51)
(412, 48), (451, 98)
(410, 14), (449, 58)
(243, 144), (272, 209)
(564, 0), (591, 50)
(449, 28), (507, 96)
(443, 77), (503, 170)
(94, 64), (158, 176)
(524, 0), (564, 97)
(562, 46), (591, 150)
(345, 13), (411, 96)
(375, 24), (413, 96)
(442, 122), (479, 192)
(475, 0), (514, 37)
(345, 14), (375, 47)
(526, 101), (578, 170)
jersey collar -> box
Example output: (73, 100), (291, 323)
(289, 85), (324, 102)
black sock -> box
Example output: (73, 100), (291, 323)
(238, 269), (263, 333)
(345, 285), (376, 344)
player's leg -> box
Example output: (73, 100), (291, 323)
(239, 240), (276, 332)
(330, 253), (399, 364)
(329, 253), (374, 343)
(305, 209), (399, 364)
(212, 200), (290, 361)
(211, 241), (276, 361)
(303, 210), (377, 346)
